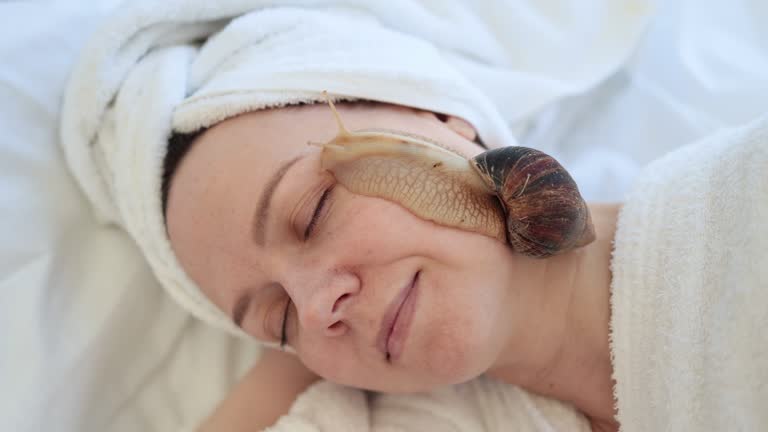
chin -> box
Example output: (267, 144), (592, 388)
(336, 343), (488, 394)
(411, 324), (494, 389)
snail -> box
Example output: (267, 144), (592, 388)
(472, 146), (595, 257)
(310, 93), (595, 258)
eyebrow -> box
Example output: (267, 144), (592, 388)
(252, 154), (305, 246)
(235, 154), (305, 329)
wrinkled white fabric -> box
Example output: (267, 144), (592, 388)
(260, 377), (590, 432)
(610, 113), (768, 431)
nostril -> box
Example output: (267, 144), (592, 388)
(332, 293), (350, 313)
(326, 320), (346, 337)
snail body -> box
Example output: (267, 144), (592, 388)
(313, 93), (594, 258)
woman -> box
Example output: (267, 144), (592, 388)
(162, 100), (621, 431)
(61, 1), (768, 431)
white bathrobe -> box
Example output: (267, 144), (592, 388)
(610, 113), (768, 431)
(263, 376), (590, 432)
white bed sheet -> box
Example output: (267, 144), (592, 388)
(1, 1), (766, 431)
(0, 3), (259, 432)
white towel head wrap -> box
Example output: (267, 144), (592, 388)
(59, 1), (520, 339)
(60, 0), (649, 339)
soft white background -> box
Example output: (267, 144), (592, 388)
(1, 0), (766, 431)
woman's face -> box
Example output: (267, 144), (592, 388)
(166, 102), (536, 393)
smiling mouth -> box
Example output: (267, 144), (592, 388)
(377, 270), (421, 362)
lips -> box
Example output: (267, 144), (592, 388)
(376, 270), (420, 362)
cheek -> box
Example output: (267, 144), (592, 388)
(415, 278), (503, 385)
(293, 339), (380, 389)
(301, 188), (511, 390)
(322, 189), (436, 255)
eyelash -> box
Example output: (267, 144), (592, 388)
(280, 297), (290, 348)
(281, 185), (334, 347)
(303, 185), (334, 240)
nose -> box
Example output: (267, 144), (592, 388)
(288, 268), (361, 337)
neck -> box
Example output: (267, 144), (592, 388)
(488, 203), (621, 430)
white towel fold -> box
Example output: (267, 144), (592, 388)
(261, 376), (590, 432)
(60, 0), (650, 336)
(610, 113), (768, 431)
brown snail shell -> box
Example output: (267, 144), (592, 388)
(312, 92), (595, 258)
(471, 147), (595, 257)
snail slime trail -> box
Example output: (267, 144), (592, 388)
(311, 92), (595, 258)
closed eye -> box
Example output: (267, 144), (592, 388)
(280, 296), (291, 348)
(304, 185), (334, 239)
